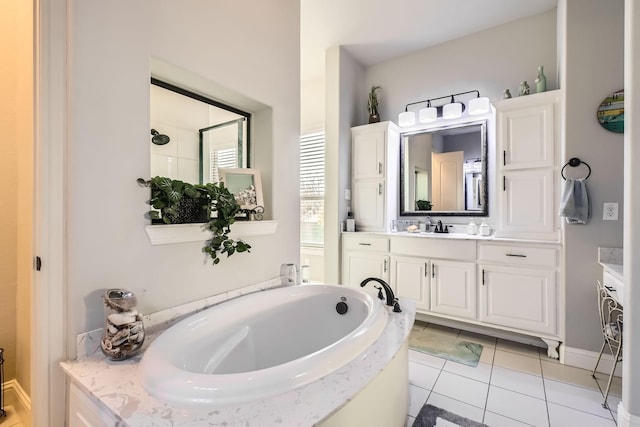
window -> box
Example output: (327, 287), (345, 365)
(210, 147), (237, 183)
(300, 131), (325, 246)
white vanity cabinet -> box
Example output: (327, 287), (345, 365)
(68, 382), (122, 427)
(391, 237), (477, 319)
(341, 234), (390, 298)
(391, 255), (430, 310)
(351, 121), (399, 232)
(340, 234), (563, 358)
(494, 90), (561, 241)
(430, 259), (477, 320)
(478, 241), (561, 358)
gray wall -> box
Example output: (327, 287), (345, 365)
(68, 0), (300, 356)
(324, 47), (367, 283)
(560, 0), (624, 351)
(366, 10), (558, 125)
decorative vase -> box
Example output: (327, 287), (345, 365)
(518, 81), (530, 96)
(502, 89), (512, 99)
(535, 66), (547, 93)
(165, 197), (209, 224)
(369, 113), (380, 124)
(101, 289), (145, 361)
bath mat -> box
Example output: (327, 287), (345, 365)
(409, 331), (483, 367)
(412, 404), (489, 427)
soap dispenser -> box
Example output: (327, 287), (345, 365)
(479, 220), (491, 236)
(467, 219), (478, 235)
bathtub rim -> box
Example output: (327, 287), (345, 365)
(138, 283), (390, 407)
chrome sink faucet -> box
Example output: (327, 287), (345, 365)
(360, 277), (402, 312)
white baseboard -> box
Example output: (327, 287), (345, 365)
(563, 345), (622, 377)
(3, 379), (32, 427)
(617, 402), (640, 427)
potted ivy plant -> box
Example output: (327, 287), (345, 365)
(138, 176), (251, 265)
(415, 200), (433, 211)
(368, 85), (381, 123)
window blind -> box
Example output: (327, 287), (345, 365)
(300, 131), (325, 246)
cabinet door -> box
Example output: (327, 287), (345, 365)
(430, 260), (476, 319)
(499, 102), (555, 170)
(352, 179), (385, 230)
(343, 252), (390, 298)
(500, 169), (555, 235)
(391, 256), (429, 311)
(69, 382), (121, 427)
(352, 129), (385, 179)
(480, 265), (556, 335)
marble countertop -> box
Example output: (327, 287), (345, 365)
(598, 246), (624, 305)
(600, 262), (624, 281)
(343, 230), (561, 245)
(61, 291), (415, 427)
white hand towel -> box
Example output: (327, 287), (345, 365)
(559, 178), (589, 224)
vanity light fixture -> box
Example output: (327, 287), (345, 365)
(398, 90), (489, 127)
(398, 110), (416, 127)
(442, 96), (463, 119)
(418, 101), (438, 123)
(468, 96), (491, 115)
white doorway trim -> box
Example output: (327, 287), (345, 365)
(33, 0), (67, 425)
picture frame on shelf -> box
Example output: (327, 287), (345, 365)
(218, 168), (264, 211)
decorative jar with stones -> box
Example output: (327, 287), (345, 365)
(101, 288), (145, 361)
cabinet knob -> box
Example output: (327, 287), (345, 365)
(378, 162), (382, 174)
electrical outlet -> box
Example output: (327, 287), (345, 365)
(603, 202), (619, 221)
(345, 189), (351, 201)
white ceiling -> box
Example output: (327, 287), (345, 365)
(301, 0), (557, 83)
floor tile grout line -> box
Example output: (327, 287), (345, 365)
(540, 355), (617, 423)
(545, 399), (619, 423)
(543, 373), (619, 395)
(427, 390), (487, 413)
(483, 409), (537, 427)
(538, 352), (552, 427)
(481, 341), (497, 425)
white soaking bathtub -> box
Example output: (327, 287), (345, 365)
(138, 284), (389, 407)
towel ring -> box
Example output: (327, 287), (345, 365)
(561, 157), (591, 180)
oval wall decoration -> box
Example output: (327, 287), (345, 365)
(597, 89), (624, 133)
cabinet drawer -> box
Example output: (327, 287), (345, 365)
(478, 243), (557, 268)
(391, 237), (476, 261)
(342, 235), (389, 252)
(603, 271), (623, 295)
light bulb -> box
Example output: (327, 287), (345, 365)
(398, 111), (416, 127)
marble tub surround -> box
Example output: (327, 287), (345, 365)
(598, 246), (623, 282)
(62, 284), (415, 426)
(598, 247), (623, 266)
(75, 277), (282, 359)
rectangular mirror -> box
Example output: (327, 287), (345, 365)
(400, 120), (488, 217)
(150, 78), (251, 184)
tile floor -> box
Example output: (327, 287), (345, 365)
(0, 406), (24, 427)
(407, 321), (621, 427)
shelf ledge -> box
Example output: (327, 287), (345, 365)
(145, 220), (278, 245)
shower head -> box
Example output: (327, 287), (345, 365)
(151, 129), (170, 145)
